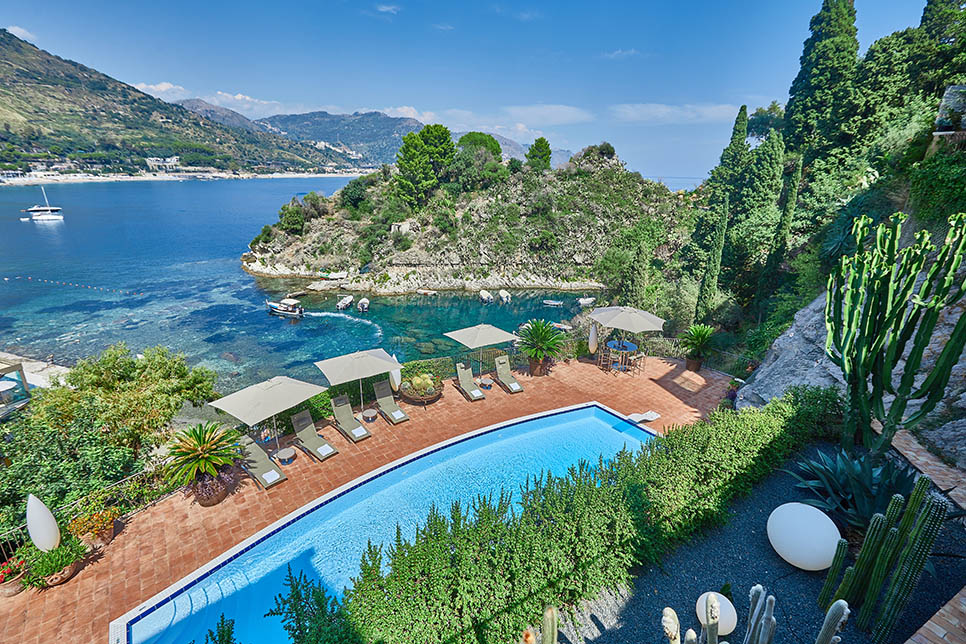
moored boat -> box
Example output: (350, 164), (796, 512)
(577, 297), (596, 307)
(336, 295), (354, 310)
(479, 289), (494, 303)
(543, 299), (564, 307)
(551, 322), (573, 332)
(416, 288), (438, 295)
(266, 298), (304, 318)
(21, 186), (63, 222)
(498, 289), (511, 304)
(357, 297), (370, 312)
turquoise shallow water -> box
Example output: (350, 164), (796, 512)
(127, 405), (652, 644)
(0, 179), (588, 389)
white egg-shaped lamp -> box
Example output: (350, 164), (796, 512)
(26, 494), (61, 552)
(767, 502), (841, 571)
(588, 324), (598, 355)
(389, 354), (402, 392)
(695, 592), (737, 636)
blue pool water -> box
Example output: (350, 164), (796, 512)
(126, 405), (652, 644)
(0, 179), (587, 390)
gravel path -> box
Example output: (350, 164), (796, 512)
(559, 444), (966, 644)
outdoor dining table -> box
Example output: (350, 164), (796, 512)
(606, 339), (638, 372)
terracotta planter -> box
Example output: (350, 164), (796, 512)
(194, 480), (229, 507)
(685, 357), (702, 373)
(81, 523), (116, 549)
(0, 572), (24, 597)
(398, 387), (442, 406)
(45, 560), (80, 587)
(528, 358), (548, 377)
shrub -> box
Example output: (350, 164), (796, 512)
(507, 157), (523, 174)
(18, 534), (88, 588)
(165, 423), (241, 486)
(339, 176), (369, 210)
(517, 319), (566, 363)
(909, 149), (966, 221)
(679, 324), (716, 360)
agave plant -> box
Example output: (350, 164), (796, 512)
(679, 324), (716, 360)
(166, 422), (241, 486)
(517, 319), (566, 376)
(786, 449), (918, 533)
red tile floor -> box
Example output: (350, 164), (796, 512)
(0, 358), (730, 644)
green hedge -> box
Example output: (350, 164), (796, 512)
(268, 385), (843, 644)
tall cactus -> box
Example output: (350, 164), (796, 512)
(540, 606), (558, 644)
(818, 539), (848, 608)
(706, 592), (720, 644)
(815, 600), (850, 644)
(825, 212), (966, 454)
(663, 608), (682, 644)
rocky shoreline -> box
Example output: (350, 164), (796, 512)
(241, 254), (608, 296)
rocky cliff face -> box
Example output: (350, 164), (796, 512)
(737, 289), (966, 470)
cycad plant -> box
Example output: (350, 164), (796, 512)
(517, 319), (566, 376)
(166, 422), (240, 506)
(679, 324), (716, 371)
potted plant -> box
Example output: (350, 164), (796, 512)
(517, 319), (566, 376)
(398, 373), (442, 405)
(19, 535), (89, 588)
(679, 323), (716, 372)
(68, 506), (121, 548)
(0, 556), (26, 597)
(166, 422), (240, 507)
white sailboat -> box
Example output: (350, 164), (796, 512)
(22, 186), (63, 222)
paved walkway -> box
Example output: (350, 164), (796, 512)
(908, 586), (966, 644)
(0, 358), (729, 644)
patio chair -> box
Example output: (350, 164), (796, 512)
(238, 435), (288, 489)
(453, 362), (485, 401)
(291, 409), (338, 462)
(494, 355), (523, 394)
(373, 379), (410, 425)
(331, 394), (371, 442)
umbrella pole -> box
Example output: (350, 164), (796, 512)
(359, 379), (364, 409)
(273, 415), (279, 451)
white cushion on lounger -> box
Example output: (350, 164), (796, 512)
(392, 410), (405, 420)
(262, 470), (280, 484)
(471, 389), (482, 397)
(509, 382), (521, 391)
(318, 444), (334, 456)
(351, 426), (367, 438)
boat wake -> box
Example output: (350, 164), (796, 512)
(303, 311), (384, 338)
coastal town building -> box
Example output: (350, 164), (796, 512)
(146, 156), (180, 172)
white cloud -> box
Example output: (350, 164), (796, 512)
(609, 103), (739, 125)
(602, 48), (639, 60)
(502, 104), (593, 127)
(134, 81), (191, 101)
(375, 4), (400, 13)
(204, 91), (336, 119)
(433, 23), (454, 30)
(6, 25), (36, 41)
(381, 105), (438, 123)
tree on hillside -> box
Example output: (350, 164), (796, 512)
(525, 137), (552, 172)
(913, 0), (966, 95)
(747, 102), (785, 141)
(756, 155), (803, 306)
(457, 132), (502, 159)
(396, 131), (436, 207)
(696, 197), (728, 322)
(724, 129), (786, 300)
(708, 106), (751, 200)
(855, 28), (918, 138)
(784, 0), (860, 159)
(418, 124), (456, 181)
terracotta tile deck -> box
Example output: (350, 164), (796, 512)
(0, 358), (729, 644)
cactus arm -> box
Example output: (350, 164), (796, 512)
(815, 600), (850, 644)
(706, 592), (720, 644)
(541, 606), (558, 644)
(830, 566), (855, 606)
(663, 608), (681, 644)
(742, 585), (766, 644)
(818, 539), (849, 609)
(856, 527), (900, 630)
(685, 629), (698, 644)
(845, 513), (886, 604)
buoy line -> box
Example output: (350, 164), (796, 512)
(2, 275), (146, 296)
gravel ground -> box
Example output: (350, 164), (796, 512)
(559, 444), (966, 644)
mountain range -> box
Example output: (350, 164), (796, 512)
(0, 29), (356, 171)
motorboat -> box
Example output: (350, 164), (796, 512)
(577, 297), (596, 307)
(479, 289), (494, 303)
(551, 322), (573, 332)
(266, 297), (304, 318)
(336, 295), (354, 310)
(319, 270), (349, 280)
(498, 289), (511, 304)
(357, 297), (370, 312)
(543, 299), (564, 307)
(21, 186), (63, 221)
(416, 288), (438, 295)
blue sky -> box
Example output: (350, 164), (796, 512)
(6, 1), (924, 184)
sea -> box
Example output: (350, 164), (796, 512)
(0, 178), (588, 390)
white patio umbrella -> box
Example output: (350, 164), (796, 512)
(314, 348), (402, 406)
(443, 323), (518, 375)
(589, 306), (665, 334)
(209, 376), (327, 449)
(26, 494), (60, 552)
(588, 323), (598, 355)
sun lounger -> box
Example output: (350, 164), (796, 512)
(238, 435), (287, 489)
(453, 362), (485, 401)
(494, 355), (523, 394)
(373, 379), (409, 425)
(291, 409), (338, 462)
(628, 411), (661, 424)
(331, 394), (371, 442)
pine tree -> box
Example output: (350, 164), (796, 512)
(696, 197), (728, 322)
(395, 131), (436, 207)
(756, 155), (803, 306)
(855, 29), (918, 137)
(784, 0), (860, 158)
(913, 0), (966, 96)
(525, 137), (552, 172)
(418, 124), (456, 181)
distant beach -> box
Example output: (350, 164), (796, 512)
(0, 170), (364, 187)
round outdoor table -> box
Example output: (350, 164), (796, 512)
(276, 447), (296, 465)
(362, 408), (379, 423)
(607, 340), (638, 371)
(479, 377), (494, 390)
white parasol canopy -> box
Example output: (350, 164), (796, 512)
(444, 323), (518, 375)
(209, 376), (327, 427)
(589, 306), (665, 334)
(314, 348), (403, 405)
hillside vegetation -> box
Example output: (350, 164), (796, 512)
(0, 29), (354, 171)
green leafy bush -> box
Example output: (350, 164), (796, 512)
(910, 150), (966, 221)
(18, 534), (88, 588)
(269, 386), (842, 643)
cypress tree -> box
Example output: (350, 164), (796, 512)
(784, 0), (860, 158)
(756, 155), (803, 306)
(914, 0), (966, 96)
(696, 196), (728, 322)
(708, 105), (751, 202)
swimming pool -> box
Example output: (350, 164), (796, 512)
(111, 403), (654, 644)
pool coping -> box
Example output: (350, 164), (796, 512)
(108, 400), (655, 644)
